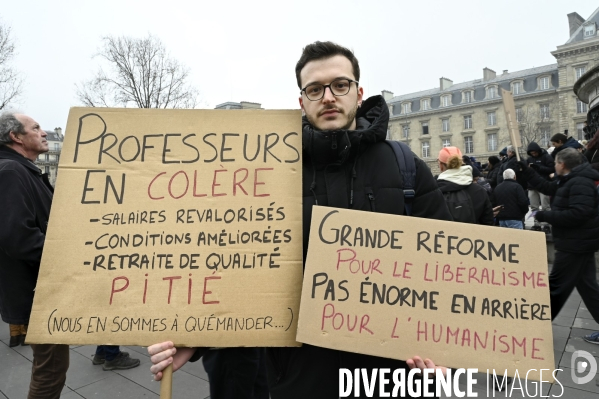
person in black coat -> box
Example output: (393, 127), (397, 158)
(517, 148), (599, 342)
(436, 146), (494, 225)
(550, 133), (581, 160)
(148, 41), (453, 398)
(0, 112), (69, 399)
(492, 169), (529, 229)
(486, 155), (501, 190)
(526, 142), (554, 231)
(497, 145), (528, 190)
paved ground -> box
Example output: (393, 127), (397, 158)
(1, 229), (599, 398)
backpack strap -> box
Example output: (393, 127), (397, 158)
(385, 140), (416, 216)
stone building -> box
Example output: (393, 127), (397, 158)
(34, 127), (63, 186)
(214, 101), (262, 110)
(384, 7), (599, 172)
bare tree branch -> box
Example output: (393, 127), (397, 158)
(0, 23), (23, 110)
(76, 34), (199, 109)
(516, 98), (557, 153)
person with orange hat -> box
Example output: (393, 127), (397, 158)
(436, 146), (493, 225)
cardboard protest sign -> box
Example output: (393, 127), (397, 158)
(28, 107), (303, 347)
(297, 206), (554, 382)
(502, 88), (522, 160)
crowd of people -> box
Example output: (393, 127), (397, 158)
(1, 40), (599, 399)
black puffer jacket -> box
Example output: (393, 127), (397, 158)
(524, 163), (599, 253)
(0, 146), (53, 324)
(493, 179), (529, 220)
(526, 142), (554, 181)
(266, 95), (452, 399)
(436, 167), (494, 225)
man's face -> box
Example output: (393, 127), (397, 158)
(530, 151), (539, 157)
(555, 159), (565, 176)
(298, 55), (363, 131)
(551, 141), (563, 148)
(13, 114), (48, 159)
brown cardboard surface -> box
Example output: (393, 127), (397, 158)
(297, 206), (554, 382)
(27, 107), (303, 347)
(501, 89), (522, 159)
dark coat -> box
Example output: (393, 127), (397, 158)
(266, 95), (452, 399)
(486, 166), (501, 189)
(551, 137), (580, 159)
(524, 163), (599, 253)
(497, 155), (528, 190)
(0, 146), (53, 324)
(493, 179), (529, 220)
(526, 142), (554, 181)
(436, 178), (494, 225)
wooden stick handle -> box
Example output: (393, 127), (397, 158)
(160, 363), (173, 399)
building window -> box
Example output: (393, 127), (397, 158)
(540, 104), (550, 120)
(56, 155), (60, 163)
(442, 118), (450, 132)
(464, 136), (474, 154)
(44, 166), (50, 174)
(584, 24), (596, 37)
(539, 76), (550, 90)
(488, 133), (498, 152)
(422, 141), (430, 158)
(512, 82), (522, 95)
(422, 122), (429, 134)
(487, 112), (496, 126)
(516, 107), (523, 122)
(577, 123), (585, 140)
(45, 154), (49, 161)
(540, 128), (550, 148)
(464, 115), (473, 129)
(441, 96), (450, 107)
(442, 138), (451, 148)
(576, 66), (586, 80)
(577, 100), (588, 114)
(487, 86), (497, 99)
(463, 91), (472, 103)
(402, 125), (410, 138)
(421, 99), (430, 111)
(402, 103), (411, 114)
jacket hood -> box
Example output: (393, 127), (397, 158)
(527, 142), (546, 156)
(302, 95), (388, 167)
(437, 165), (473, 190)
(0, 146), (43, 175)
(563, 162), (599, 182)
(562, 137), (581, 150)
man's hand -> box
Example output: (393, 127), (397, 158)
(529, 163), (541, 171)
(148, 341), (197, 381)
(492, 206), (503, 217)
(406, 356), (447, 376)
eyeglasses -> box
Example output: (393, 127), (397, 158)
(300, 78), (359, 101)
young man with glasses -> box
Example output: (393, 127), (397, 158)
(149, 41), (451, 398)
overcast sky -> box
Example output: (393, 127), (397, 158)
(2, 1), (598, 131)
